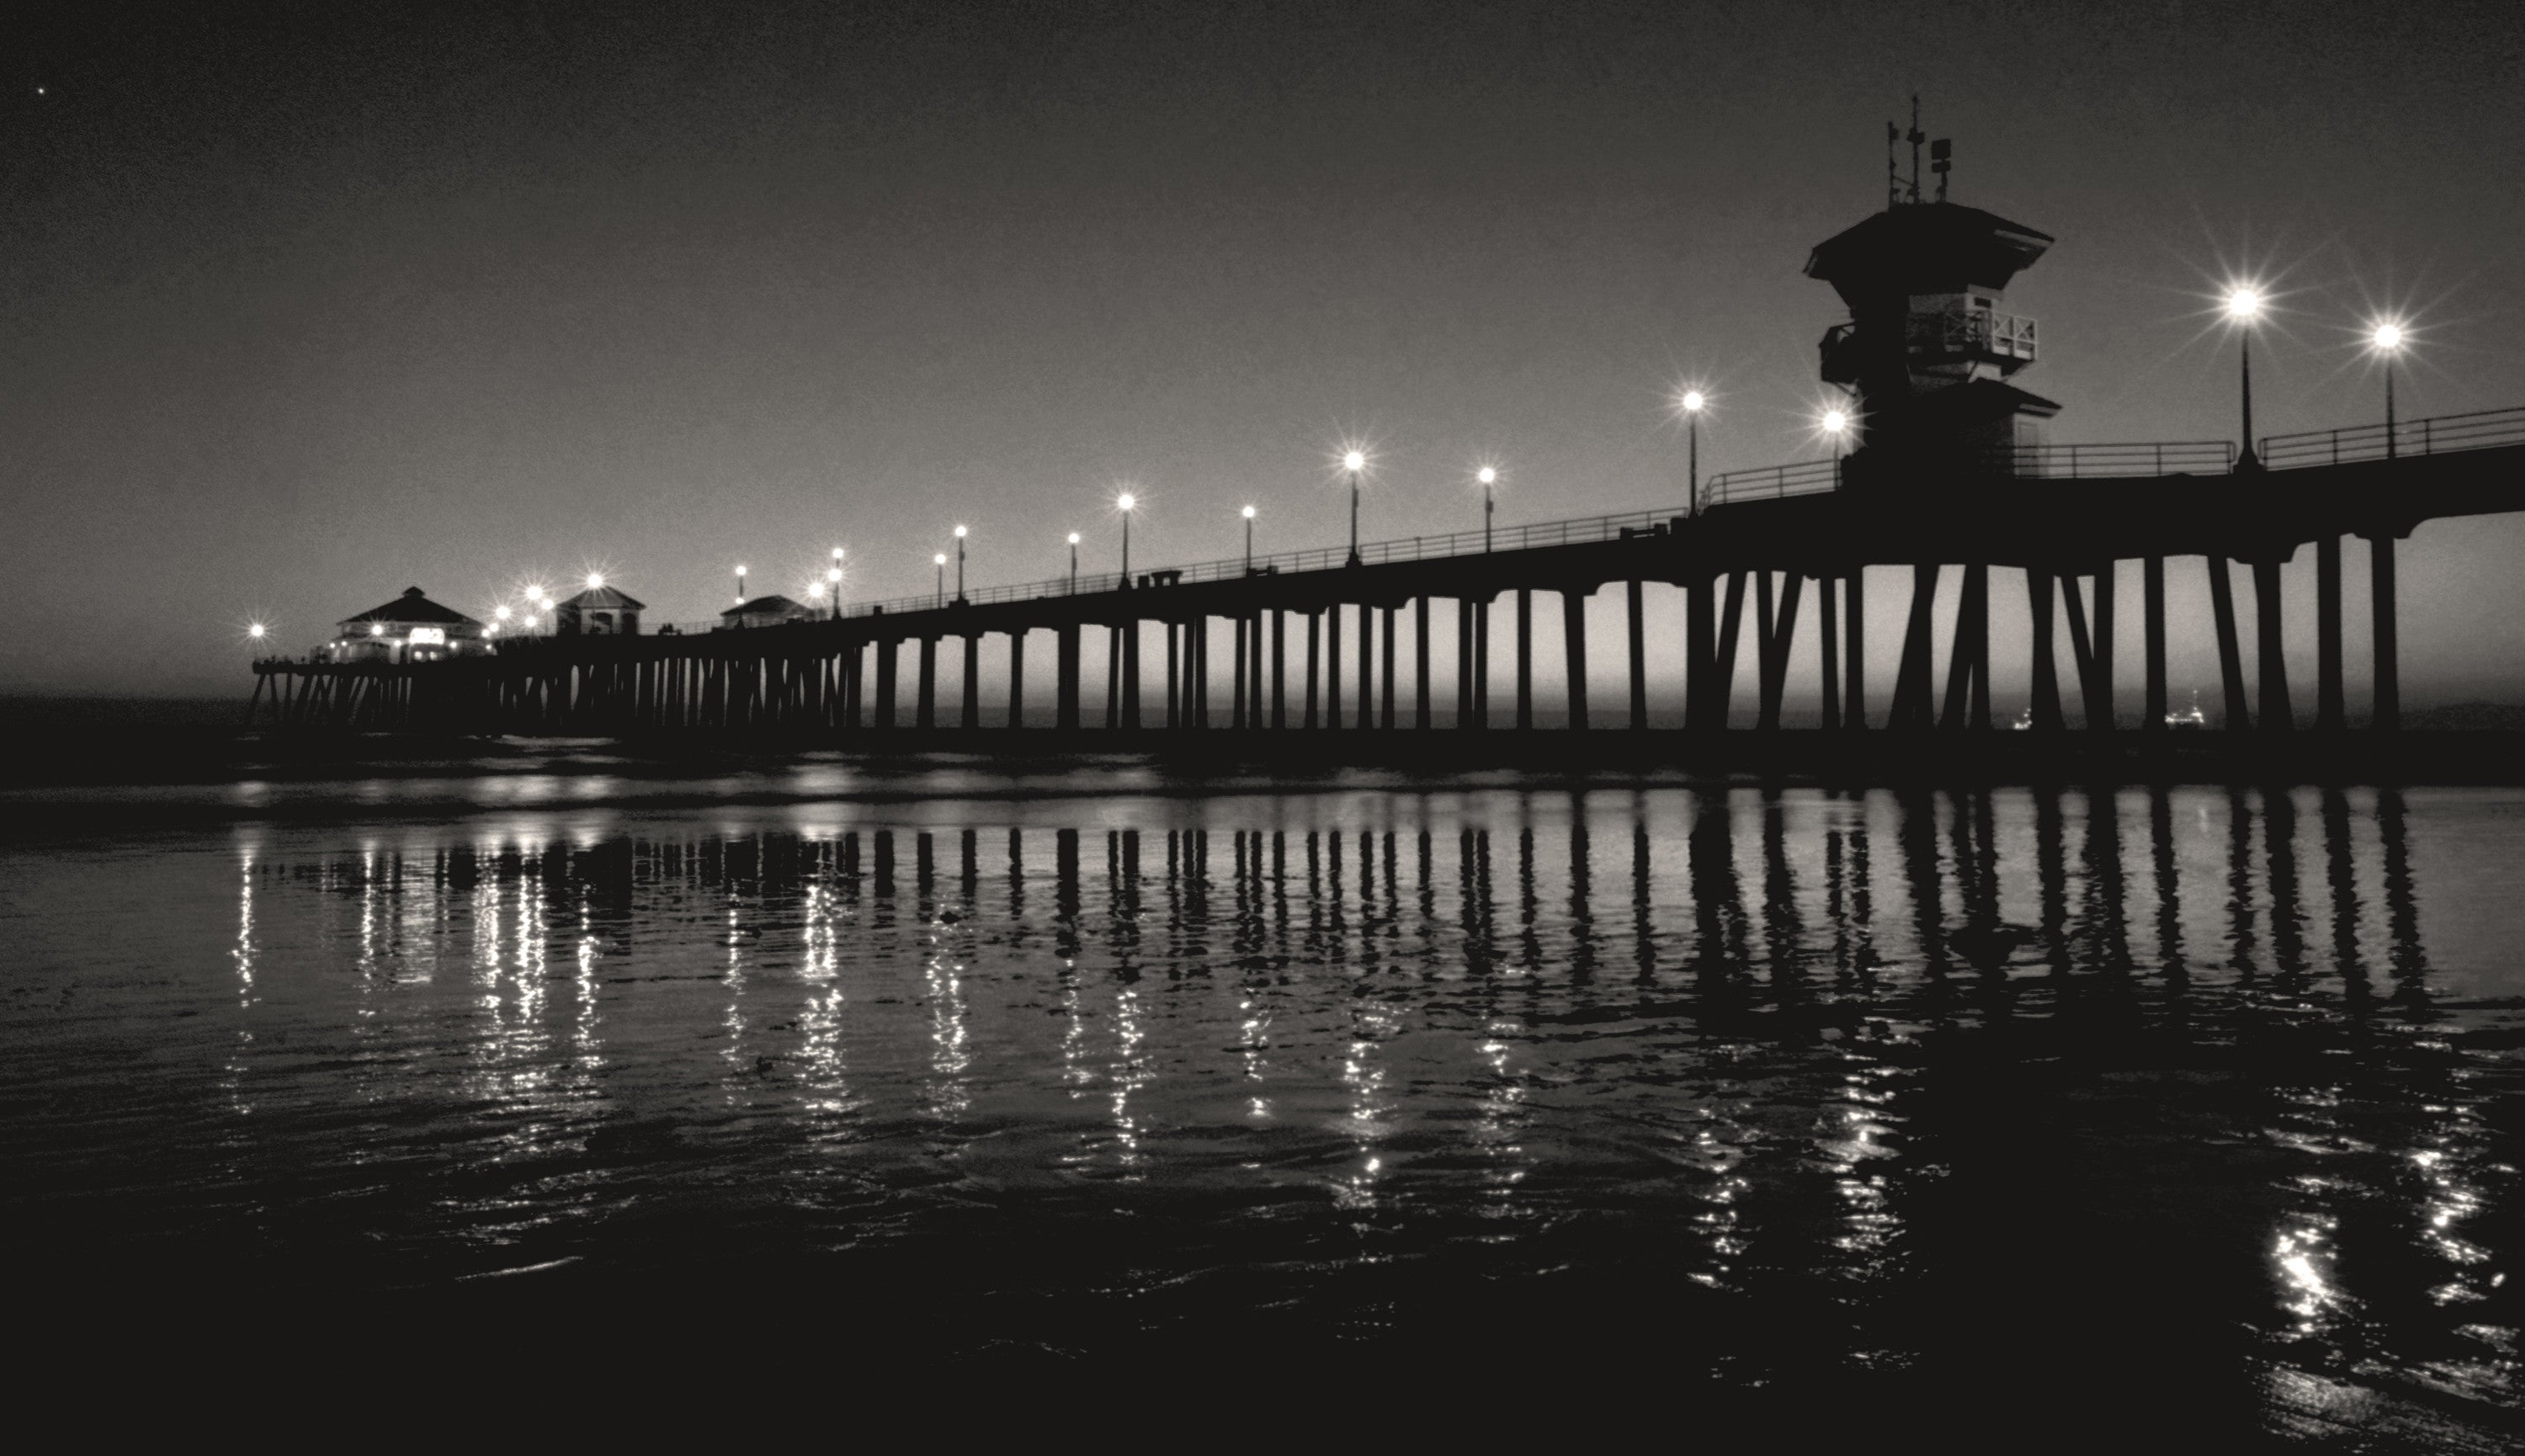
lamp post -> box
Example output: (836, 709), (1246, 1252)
(828, 547), (844, 619)
(734, 565), (748, 606)
(1117, 493), (1135, 584)
(2371, 321), (2404, 458)
(1477, 466), (1497, 551)
(933, 553), (946, 608)
(952, 524), (968, 601)
(2227, 288), (2262, 470)
(1343, 450), (1364, 566)
(1068, 532), (1081, 593)
(1681, 391), (1705, 513)
(1241, 505), (1257, 570)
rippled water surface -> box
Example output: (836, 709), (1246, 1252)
(6, 780), (2521, 1437)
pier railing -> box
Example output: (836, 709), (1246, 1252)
(797, 506), (1698, 619)
(1704, 457), (1842, 505)
(1697, 440), (2230, 507)
(2007, 440), (2235, 476)
(2260, 405), (2525, 470)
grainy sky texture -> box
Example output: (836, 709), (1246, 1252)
(4, 0), (2522, 703)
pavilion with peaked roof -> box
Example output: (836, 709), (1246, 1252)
(720, 593), (812, 630)
(323, 587), (491, 663)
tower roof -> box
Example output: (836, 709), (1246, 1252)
(722, 594), (807, 619)
(559, 585), (646, 611)
(339, 586), (482, 629)
(1805, 201), (2053, 306)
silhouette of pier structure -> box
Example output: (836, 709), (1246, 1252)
(248, 411), (2525, 747)
(251, 146), (2525, 753)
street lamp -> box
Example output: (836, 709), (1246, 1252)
(933, 553), (947, 608)
(1681, 390), (1706, 513)
(1477, 466), (1497, 552)
(2370, 320), (2405, 458)
(1241, 504), (1257, 570)
(586, 572), (603, 590)
(1067, 532), (1081, 593)
(1342, 450), (1365, 566)
(952, 523), (968, 601)
(1117, 493), (1136, 584)
(734, 565), (748, 605)
(827, 547), (844, 619)
(2226, 286), (2263, 468)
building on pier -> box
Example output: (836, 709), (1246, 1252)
(721, 593), (811, 630)
(322, 587), (489, 663)
(555, 583), (644, 635)
(1807, 136), (2060, 481)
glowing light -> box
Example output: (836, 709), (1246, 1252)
(495, 606), (512, 620)
(2225, 287), (2262, 321)
(585, 572), (603, 589)
(1822, 409), (1850, 434)
(1067, 532), (1082, 545)
(954, 524), (968, 539)
(523, 615), (536, 629)
(933, 553), (947, 566)
(2372, 321), (2405, 351)
(827, 566), (842, 582)
(247, 623), (265, 639)
(831, 546), (844, 560)
(1477, 466), (1497, 485)
(736, 565), (747, 576)
(369, 623), (385, 636)
(526, 587), (545, 604)
(807, 582), (826, 599)
(1343, 450), (1365, 471)
(1241, 505), (1257, 518)
(1682, 390), (1706, 413)
(1117, 493), (1135, 511)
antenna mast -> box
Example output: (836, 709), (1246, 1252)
(1906, 95), (1925, 205)
(1886, 120), (1900, 210)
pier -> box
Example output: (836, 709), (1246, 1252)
(248, 404), (2525, 749)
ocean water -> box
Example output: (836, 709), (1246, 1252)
(3, 774), (2519, 1437)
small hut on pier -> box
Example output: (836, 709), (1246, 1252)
(556, 583), (645, 635)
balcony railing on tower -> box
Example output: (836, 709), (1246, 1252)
(1906, 307), (2039, 362)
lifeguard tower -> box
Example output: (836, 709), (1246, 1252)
(1806, 106), (2059, 480)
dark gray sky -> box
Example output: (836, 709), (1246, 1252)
(5, 0), (2522, 702)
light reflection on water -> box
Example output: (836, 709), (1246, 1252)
(4, 783), (2522, 1426)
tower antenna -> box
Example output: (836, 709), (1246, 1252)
(1906, 95), (1925, 205)
(1886, 120), (1900, 210)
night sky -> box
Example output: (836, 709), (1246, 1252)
(5, 0), (2522, 705)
